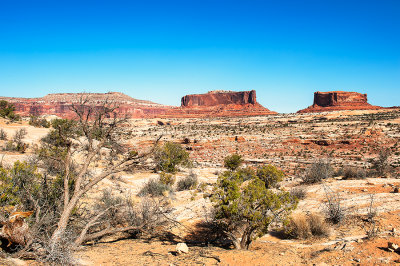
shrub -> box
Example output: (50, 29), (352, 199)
(256, 165), (285, 189)
(236, 167), (255, 181)
(139, 178), (173, 197)
(29, 115), (50, 128)
(223, 154), (243, 171)
(285, 215), (311, 239)
(2, 128), (28, 152)
(159, 172), (176, 186)
(0, 129), (7, 140)
(302, 159), (333, 184)
(177, 171), (198, 191)
(2, 129), (28, 153)
(0, 100), (20, 121)
(13, 128), (27, 145)
(211, 169), (297, 249)
(290, 186), (307, 200)
(0, 161), (64, 238)
(371, 148), (392, 177)
(154, 142), (191, 173)
(308, 213), (329, 237)
(323, 185), (345, 224)
(342, 166), (366, 180)
(285, 213), (329, 239)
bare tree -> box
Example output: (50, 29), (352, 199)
(45, 98), (160, 248)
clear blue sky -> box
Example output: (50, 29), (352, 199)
(0, 0), (399, 113)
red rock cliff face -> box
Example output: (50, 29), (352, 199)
(298, 91), (382, 113)
(181, 90), (256, 107)
(0, 92), (172, 119)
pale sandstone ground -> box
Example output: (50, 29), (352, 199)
(0, 109), (400, 265)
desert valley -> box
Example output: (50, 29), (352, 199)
(0, 90), (399, 265)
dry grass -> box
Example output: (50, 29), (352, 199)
(285, 213), (330, 239)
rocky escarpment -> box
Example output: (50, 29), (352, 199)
(298, 91), (382, 113)
(161, 90), (276, 117)
(0, 92), (171, 118)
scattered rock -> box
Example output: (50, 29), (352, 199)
(388, 242), (399, 251)
(342, 243), (354, 252)
(393, 187), (399, 193)
(176, 243), (189, 254)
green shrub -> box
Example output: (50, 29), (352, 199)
(177, 172), (198, 191)
(236, 167), (255, 181)
(0, 100), (20, 121)
(223, 154), (243, 171)
(159, 172), (176, 186)
(256, 165), (285, 189)
(29, 116), (50, 128)
(211, 169), (297, 249)
(154, 142), (190, 173)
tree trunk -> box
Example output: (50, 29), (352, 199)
(231, 238), (241, 249)
(49, 194), (80, 247)
(240, 228), (254, 250)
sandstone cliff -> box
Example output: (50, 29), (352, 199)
(298, 91), (382, 113)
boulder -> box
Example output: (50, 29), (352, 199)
(176, 242), (189, 254)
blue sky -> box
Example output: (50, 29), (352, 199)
(0, 0), (399, 113)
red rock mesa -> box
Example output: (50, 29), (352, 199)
(297, 91), (382, 113)
(162, 90), (276, 117)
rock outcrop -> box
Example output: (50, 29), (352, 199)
(298, 91), (382, 113)
(161, 90), (276, 117)
(0, 92), (171, 119)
